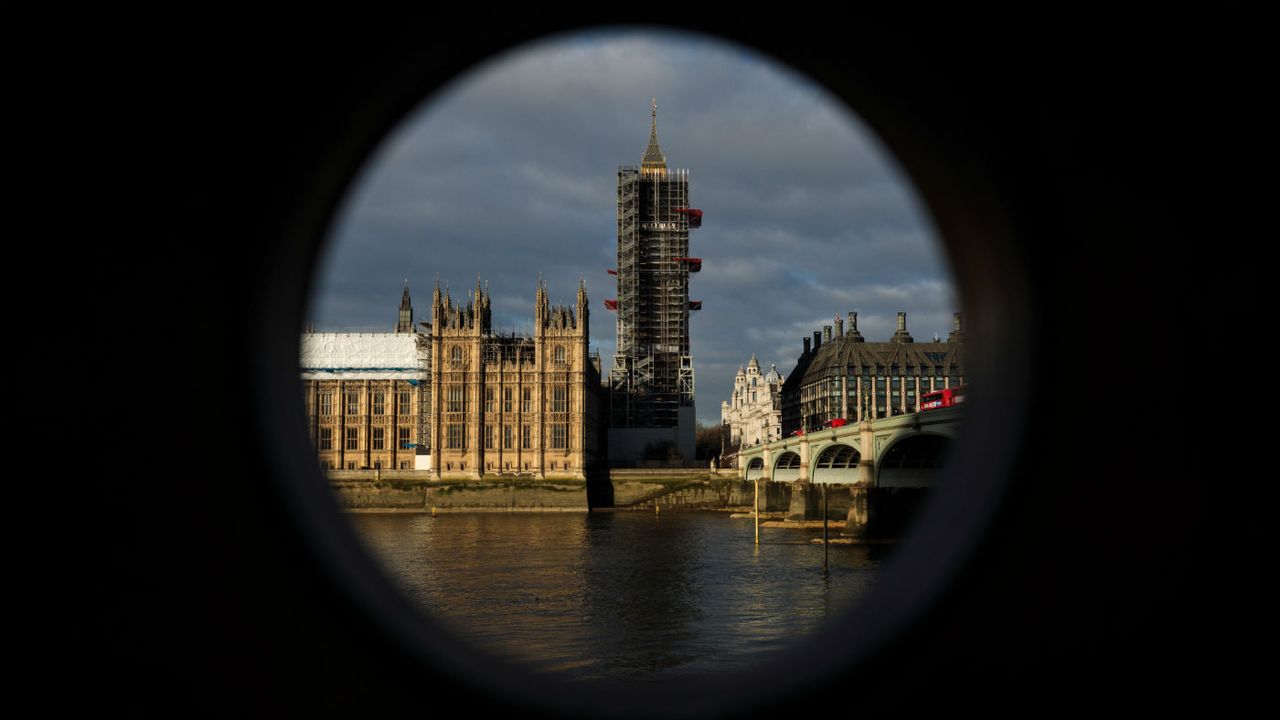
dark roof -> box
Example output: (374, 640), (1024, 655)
(799, 335), (964, 386)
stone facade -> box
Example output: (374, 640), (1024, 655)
(720, 354), (785, 449)
(302, 279), (602, 479)
(301, 331), (431, 471)
(428, 278), (602, 480)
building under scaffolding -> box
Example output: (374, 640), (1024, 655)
(606, 100), (701, 463)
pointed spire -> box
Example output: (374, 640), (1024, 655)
(748, 353), (759, 369)
(397, 278), (414, 333)
(641, 97), (667, 174)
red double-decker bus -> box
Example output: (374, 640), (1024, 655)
(919, 385), (966, 411)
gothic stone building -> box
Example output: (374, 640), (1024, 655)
(429, 278), (602, 480)
(301, 321), (431, 471)
(781, 311), (965, 435)
(720, 354), (785, 449)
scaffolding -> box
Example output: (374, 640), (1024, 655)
(609, 166), (699, 428)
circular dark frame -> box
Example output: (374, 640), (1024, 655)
(249, 21), (1034, 720)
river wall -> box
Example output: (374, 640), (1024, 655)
(327, 468), (797, 512)
(330, 471), (588, 512)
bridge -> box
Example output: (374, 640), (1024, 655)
(735, 406), (962, 537)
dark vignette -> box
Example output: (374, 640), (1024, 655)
(89, 10), (1262, 718)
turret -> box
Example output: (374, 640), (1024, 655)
(397, 279), (413, 333)
(577, 275), (590, 342)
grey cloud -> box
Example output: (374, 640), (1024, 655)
(309, 29), (957, 427)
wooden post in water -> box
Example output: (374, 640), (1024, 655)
(754, 478), (760, 545)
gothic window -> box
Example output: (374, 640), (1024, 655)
(451, 346), (463, 362)
(551, 424), (567, 449)
(521, 387), (532, 413)
(552, 387), (568, 413)
(503, 388), (512, 413)
(372, 427), (385, 450)
(485, 425), (495, 450)
(345, 427), (358, 450)
(522, 425), (531, 449)
(398, 391), (411, 414)
(448, 387), (464, 412)
(503, 425), (513, 449)
(485, 387), (495, 412)
(372, 392), (385, 416)
(399, 427), (410, 449)
(318, 427), (332, 450)
(554, 346), (566, 364)
(318, 392), (333, 416)
(447, 424), (465, 449)
(346, 391), (359, 416)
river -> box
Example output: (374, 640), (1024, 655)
(349, 510), (891, 682)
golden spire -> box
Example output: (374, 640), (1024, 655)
(641, 97), (667, 175)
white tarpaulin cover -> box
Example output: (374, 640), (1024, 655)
(300, 333), (429, 380)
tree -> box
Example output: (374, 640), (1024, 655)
(694, 423), (724, 461)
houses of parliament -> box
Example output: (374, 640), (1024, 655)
(301, 278), (603, 480)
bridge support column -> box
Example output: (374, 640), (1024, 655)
(786, 480), (822, 520)
(764, 479), (789, 512)
(844, 481), (873, 538)
(846, 416), (878, 536)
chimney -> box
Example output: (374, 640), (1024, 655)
(803, 336), (811, 354)
(823, 325), (832, 343)
(948, 311), (965, 343)
(813, 330), (822, 350)
(891, 312), (914, 343)
(835, 315), (844, 338)
(846, 312), (865, 342)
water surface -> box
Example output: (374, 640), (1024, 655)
(350, 511), (889, 681)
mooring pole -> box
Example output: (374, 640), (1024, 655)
(754, 477), (760, 545)
(822, 482), (829, 572)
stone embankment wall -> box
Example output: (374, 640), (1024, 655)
(327, 468), (803, 512)
(330, 471), (588, 512)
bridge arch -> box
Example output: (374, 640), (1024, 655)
(811, 443), (861, 484)
(772, 451), (802, 483)
(877, 433), (953, 488)
(745, 456), (765, 481)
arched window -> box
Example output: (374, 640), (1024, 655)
(554, 346), (566, 364)
(451, 346), (462, 362)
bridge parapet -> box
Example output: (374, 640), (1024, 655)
(737, 407), (962, 484)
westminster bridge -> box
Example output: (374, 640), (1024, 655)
(735, 406), (962, 536)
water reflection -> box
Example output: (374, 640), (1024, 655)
(350, 511), (886, 681)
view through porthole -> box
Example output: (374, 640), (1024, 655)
(301, 28), (965, 684)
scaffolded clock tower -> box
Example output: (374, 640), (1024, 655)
(606, 100), (702, 463)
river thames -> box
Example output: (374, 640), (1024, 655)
(349, 510), (892, 682)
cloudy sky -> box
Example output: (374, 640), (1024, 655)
(309, 28), (958, 426)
